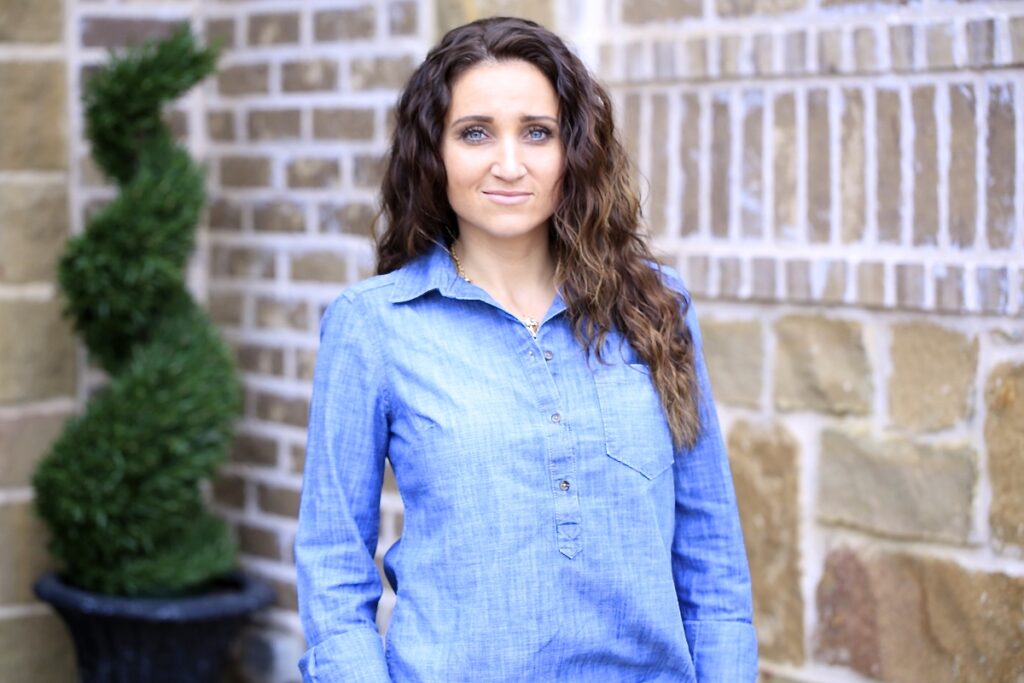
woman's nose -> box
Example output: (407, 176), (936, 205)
(490, 138), (526, 180)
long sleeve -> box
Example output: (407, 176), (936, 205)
(672, 298), (758, 682)
(295, 293), (393, 683)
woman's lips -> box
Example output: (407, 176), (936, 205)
(483, 190), (531, 205)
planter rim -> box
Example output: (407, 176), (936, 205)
(34, 571), (274, 622)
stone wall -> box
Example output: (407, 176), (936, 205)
(0, 1), (77, 681)
(2, 0), (1022, 682)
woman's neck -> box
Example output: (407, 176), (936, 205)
(452, 229), (556, 321)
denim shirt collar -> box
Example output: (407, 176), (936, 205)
(388, 240), (567, 322)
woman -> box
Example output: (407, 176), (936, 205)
(296, 16), (757, 683)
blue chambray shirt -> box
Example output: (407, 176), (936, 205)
(296, 243), (757, 683)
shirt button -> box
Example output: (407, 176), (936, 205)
(559, 480), (570, 491)
(543, 350), (554, 361)
(550, 413), (561, 423)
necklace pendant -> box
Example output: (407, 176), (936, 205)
(522, 316), (540, 338)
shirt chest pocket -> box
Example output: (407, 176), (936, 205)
(592, 362), (676, 480)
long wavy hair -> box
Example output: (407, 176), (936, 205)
(376, 17), (700, 447)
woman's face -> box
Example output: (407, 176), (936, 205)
(441, 59), (564, 245)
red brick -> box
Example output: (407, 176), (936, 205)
(314, 6), (376, 41)
(987, 83), (1015, 250)
(949, 84), (977, 248)
(841, 89), (865, 243)
(774, 92), (797, 240)
(710, 94), (730, 238)
(807, 89), (831, 243)
(313, 108), (375, 140)
(237, 523), (280, 560)
(257, 483), (301, 518)
(741, 91), (764, 237)
(211, 246), (276, 280)
(912, 86), (938, 246)
(247, 12), (299, 46)
(213, 474), (247, 509)
(287, 159), (340, 188)
(207, 110), (235, 142)
(876, 89), (902, 243)
(248, 109), (301, 141)
(81, 17), (179, 48)
(253, 201), (305, 233)
(681, 94), (701, 235)
(282, 59), (338, 92)
(221, 156), (271, 188)
(217, 63), (269, 96)
(319, 202), (377, 237)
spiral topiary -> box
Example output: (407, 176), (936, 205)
(33, 26), (241, 597)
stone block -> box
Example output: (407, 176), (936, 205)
(875, 89), (901, 243)
(350, 56), (416, 91)
(0, 411), (70, 487)
(296, 349), (318, 384)
(0, 0), (62, 42)
(253, 201), (305, 233)
(282, 59), (338, 92)
(0, 502), (54, 603)
(817, 28), (841, 74)
(314, 6), (376, 41)
(353, 155), (385, 189)
(221, 156), (271, 188)
(0, 62), (66, 170)
(217, 64), (269, 96)
(807, 89), (830, 242)
(0, 613), (75, 683)
(949, 84), (977, 247)
(728, 421), (803, 664)
(966, 19), (994, 68)
(815, 547), (1024, 682)
(436, 0), (554, 34)
(773, 92), (797, 240)
(230, 434), (278, 467)
(784, 259), (811, 303)
(287, 159), (340, 189)
(248, 109), (301, 141)
(840, 88), (865, 242)
(247, 13), (299, 46)
(987, 83), (1015, 250)
(205, 18), (235, 49)
(290, 253), (347, 283)
(702, 320), (762, 408)
(257, 483), (301, 518)
(81, 17), (179, 48)
(773, 315), (871, 414)
(890, 322), (977, 432)
(313, 107), (375, 141)
(750, 258), (775, 300)
(986, 362), (1024, 548)
(0, 300), (75, 404)
(818, 429), (976, 543)
(0, 183), (68, 283)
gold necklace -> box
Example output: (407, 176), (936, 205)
(449, 244), (541, 338)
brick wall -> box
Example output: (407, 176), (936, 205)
(3, 0), (1023, 681)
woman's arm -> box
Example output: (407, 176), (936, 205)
(296, 293), (393, 683)
(672, 296), (759, 682)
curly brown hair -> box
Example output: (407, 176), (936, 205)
(376, 16), (700, 447)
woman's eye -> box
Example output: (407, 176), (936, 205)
(526, 127), (551, 142)
(460, 127), (488, 142)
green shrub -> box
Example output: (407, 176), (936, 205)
(33, 26), (241, 597)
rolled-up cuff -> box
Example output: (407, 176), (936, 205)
(299, 627), (391, 683)
(683, 619), (759, 683)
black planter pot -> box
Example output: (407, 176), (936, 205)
(34, 571), (274, 683)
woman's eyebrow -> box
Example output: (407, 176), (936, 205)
(449, 114), (558, 126)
